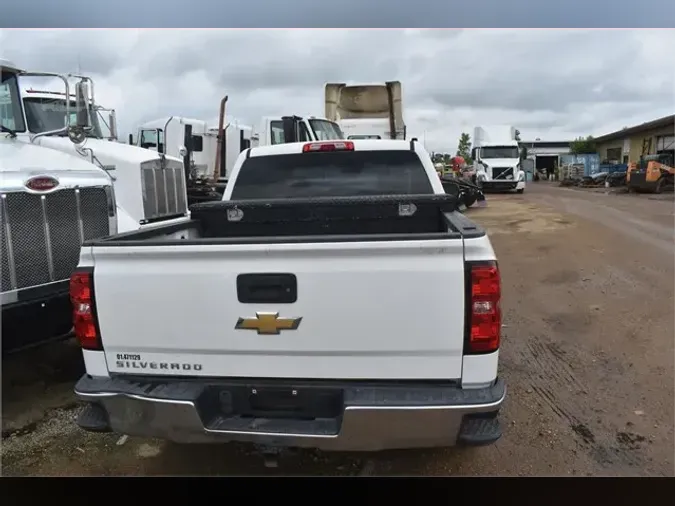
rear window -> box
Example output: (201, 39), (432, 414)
(230, 149), (434, 200)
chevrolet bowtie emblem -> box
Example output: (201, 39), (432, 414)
(235, 312), (302, 335)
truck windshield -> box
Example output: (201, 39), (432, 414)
(23, 97), (103, 138)
(480, 146), (519, 159)
(231, 150), (433, 200)
(309, 119), (344, 140)
(0, 72), (26, 133)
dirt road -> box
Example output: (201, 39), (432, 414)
(2, 183), (673, 476)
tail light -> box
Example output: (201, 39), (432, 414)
(70, 268), (102, 350)
(466, 261), (501, 354)
(302, 141), (354, 153)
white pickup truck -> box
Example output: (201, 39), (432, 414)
(72, 139), (505, 452)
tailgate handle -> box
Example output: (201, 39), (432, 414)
(237, 273), (297, 304)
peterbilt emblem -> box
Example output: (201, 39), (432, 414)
(235, 312), (302, 335)
(25, 175), (59, 192)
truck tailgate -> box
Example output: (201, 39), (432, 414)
(92, 238), (466, 380)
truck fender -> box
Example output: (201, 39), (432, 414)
(116, 205), (141, 233)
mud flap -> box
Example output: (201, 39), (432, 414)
(77, 403), (112, 433)
(457, 415), (502, 446)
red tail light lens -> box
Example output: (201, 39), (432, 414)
(70, 269), (101, 350)
(467, 262), (501, 353)
(302, 141), (354, 153)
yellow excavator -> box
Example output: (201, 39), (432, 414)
(627, 152), (675, 194)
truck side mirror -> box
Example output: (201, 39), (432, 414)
(128, 133), (133, 145)
(74, 81), (91, 129)
(471, 147), (478, 160)
(281, 116), (297, 143)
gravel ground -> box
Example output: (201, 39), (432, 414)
(2, 182), (673, 476)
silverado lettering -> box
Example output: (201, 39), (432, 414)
(73, 139), (505, 452)
(115, 361), (203, 371)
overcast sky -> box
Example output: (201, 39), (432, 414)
(1, 29), (673, 153)
(2, 0), (674, 28)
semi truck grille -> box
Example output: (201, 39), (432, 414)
(141, 163), (188, 221)
(1, 187), (110, 292)
(492, 167), (514, 179)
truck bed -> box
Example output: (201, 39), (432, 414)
(80, 193), (488, 381)
(87, 194), (484, 246)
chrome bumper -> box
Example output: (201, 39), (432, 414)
(480, 180), (520, 189)
(75, 375), (505, 451)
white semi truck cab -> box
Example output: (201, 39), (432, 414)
(17, 85), (190, 231)
(134, 113), (344, 185)
(255, 115), (344, 147)
(0, 58), (119, 352)
(324, 81), (406, 140)
(471, 125), (525, 193)
(134, 116), (254, 183)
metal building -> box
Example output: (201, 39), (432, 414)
(518, 140), (572, 177)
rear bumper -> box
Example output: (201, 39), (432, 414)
(75, 375), (505, 451)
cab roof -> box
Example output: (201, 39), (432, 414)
(249, 139), (417, 158)
(0, 58), (22, 73)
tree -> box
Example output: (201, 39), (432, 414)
(569, 135), (597, 154)
(456, 132), (472, 162)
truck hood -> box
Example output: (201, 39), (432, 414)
(33, 136), (183, 165)
(1, 137), (113, 193)
(1, 136), (108, 173)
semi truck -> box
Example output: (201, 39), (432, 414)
(133, 95), (345, 203)
(471, 125), (525, 193)
(16, 85), (190, 231)
(324, 81), (405, 140)
(135, 113), (344, 183)
(1, 58), (119, 352)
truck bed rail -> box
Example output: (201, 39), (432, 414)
(84, 194), (486, 247)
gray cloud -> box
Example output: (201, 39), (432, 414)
(1, 29), (673, 153)
(2, 0), (674, 28)
(4, 30), (129, 76)
(413, 31), (668, 112)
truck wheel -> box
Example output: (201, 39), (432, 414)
(655, 178), (665, 194)
(516, 188), (524, 194)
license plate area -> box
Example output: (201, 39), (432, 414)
(210, 386), (344, 420)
